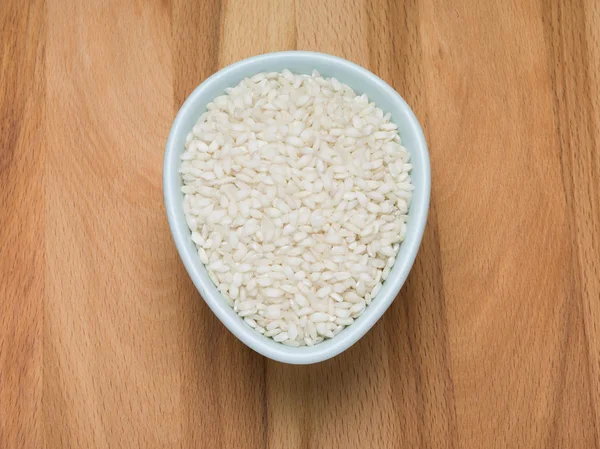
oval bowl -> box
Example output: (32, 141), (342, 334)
(164, 51), (430, 364)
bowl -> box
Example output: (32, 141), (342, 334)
(164, 51), (430, 364)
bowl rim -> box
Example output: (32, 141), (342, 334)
(164, 50), (430, 364)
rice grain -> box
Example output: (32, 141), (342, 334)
(180, 70), (414, 346)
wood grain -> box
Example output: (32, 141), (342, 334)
(0, 1), (45, 448)
(1, 0), (599, 448)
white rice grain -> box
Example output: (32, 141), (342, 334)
(180, 70), (414, 346)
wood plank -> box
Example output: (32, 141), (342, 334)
(44, 2), (179, 447)
(0, 1), (45, 448)
(419, 1), (599, 447)
(544, 0), (600, 444)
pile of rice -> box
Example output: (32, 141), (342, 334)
(180, 69), (413, 347)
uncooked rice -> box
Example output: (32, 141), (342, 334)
(180, 69), (414, 347)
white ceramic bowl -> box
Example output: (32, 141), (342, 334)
(164, 51), (430, 364)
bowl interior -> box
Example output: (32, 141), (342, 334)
(164, 51), (430, 364)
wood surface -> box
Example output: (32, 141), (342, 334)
(1, 0), (599, 448)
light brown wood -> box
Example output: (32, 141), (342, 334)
(1, 0), (599, 448)
(0, 2), (45, 448)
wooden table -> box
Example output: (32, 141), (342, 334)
(2, 0), (599, 447)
